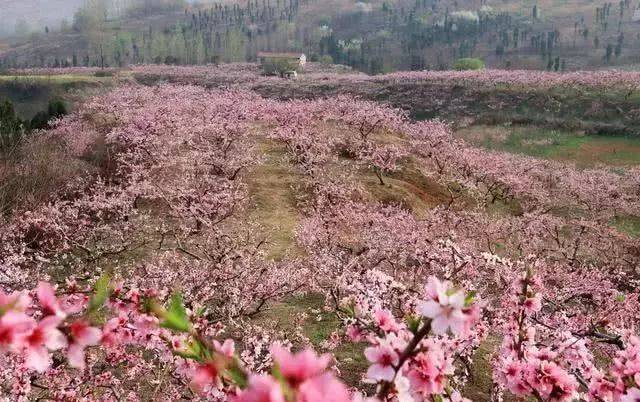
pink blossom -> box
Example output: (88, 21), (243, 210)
(374, 309), (401, 333)
(0, 68), (639, 401)
(101, 315), (132, 347)
(21, 316), (67, 372)
(364, 342), (399, 382)
(67, 320), (102, 370)
(133, 314), (158, 338)
(191, 361), (220, 393)
(418, 276), (469, 336)
(525, 361), (577, 401)
(588, 376), (616, 401)
(271, 346), (330, 388)
(214, 339), (235, 357)
(394, 374), (416, 402)
(499, 358), (529, 396)
(233, 375), (285, 402)
(0, 311), (34, 351)
(346, 325), (364, 342)
(0, 290), (31, 313)
(36, 282), (66, 318)
(423, 275), (448, 301)
(406, 347), (452, 396)
(621, 388), (640, 402)
(523, 294), (542, 313)
(297, 372), (351, 402)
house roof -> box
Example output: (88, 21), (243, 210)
(257, 52), (305, 59)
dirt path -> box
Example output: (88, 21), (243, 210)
(245, 138), (303, 260)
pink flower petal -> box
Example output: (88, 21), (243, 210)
(67, 343), (86, 370)
(367, 364), (396, 382)
(26, 345), (51, 373)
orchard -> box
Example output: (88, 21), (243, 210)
(1, 70), (640, 401)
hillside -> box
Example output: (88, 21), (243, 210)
(1, 65), (640, 400)
(2, 0), (640, 73)
(0, 0), (84, 37)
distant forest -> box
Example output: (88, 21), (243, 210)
(1, 0), (640, 73)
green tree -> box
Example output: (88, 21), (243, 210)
(454, 58), (485, 70)
(47, 98), (67, 119)
(74, 0), (112, 68)
(0, 101), (23, 152)
(319, 55), (334, 65)
(31, 99), (68, 130)
(113, 32), (132, 67)
(605, 43), (614, 62)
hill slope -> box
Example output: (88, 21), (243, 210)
(2, 0), (640, 72)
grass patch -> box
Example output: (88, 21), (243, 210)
(612, 215), (640, 238)
(462, 338), (498, 401)
(0, 75), (112, 84)
(245, 139), (303, 260)
(485, 197), (524, 217)
(253, 293), (369, 387)
(456, 125), (640, 167)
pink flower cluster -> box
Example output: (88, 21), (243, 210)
(0, 276), (483, 402)
(342, 277), (480, 401)
(494, 270), (640, 402)
(235, 347), (352, 402)
(0, 283), (99, 373)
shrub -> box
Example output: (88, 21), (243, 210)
(30, 98), (68, 130)
(94, 70), (115, 77)
(0, 135), (94, 217)
(47, 97), (67, 118)
(30, 111), (51, 130)
(454, 57), (486, 71)
(319, 55), (334, 65)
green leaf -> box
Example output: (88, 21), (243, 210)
(465, 291), (477, 307)
(226, 361), (249, 389)
(406, 315), (421, 334)
(174, 349), (201, 361)
(615, 293), (626, 303)
(141, 297), (155, 314)
(341, 302), (356, 318)
(161, 293), (191, 333)
(190, 339), (207, 360)
(88, 274), (111, 313)
(271, 364), (294, 400)
(172, 339), (207, 362)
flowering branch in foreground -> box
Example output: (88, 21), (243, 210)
(2, 271), (640, 401)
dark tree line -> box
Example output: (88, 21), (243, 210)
(0, 99), (67, 153)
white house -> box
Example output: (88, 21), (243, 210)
(633, 8), (640, 22)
